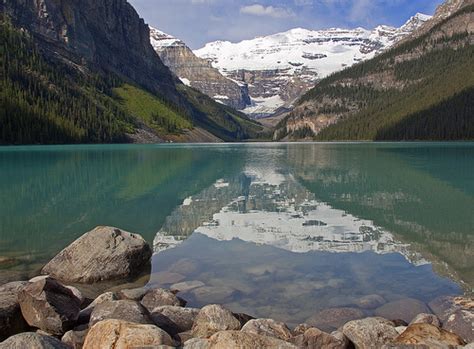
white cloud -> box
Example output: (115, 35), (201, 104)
(240, 4), (295, 18)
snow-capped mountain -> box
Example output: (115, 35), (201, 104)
(195, 13), (431, 117)
(150, 27), (251, 109)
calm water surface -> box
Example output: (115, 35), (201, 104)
(1, 143), (473, 325)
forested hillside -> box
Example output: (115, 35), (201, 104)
(0, 0), (264, 144)
(276, 2), (474, 141)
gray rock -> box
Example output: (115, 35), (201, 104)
(89, 300), (153, 327)
(151, 306), (200, 335)
(184, 338), (211, 349)
(190, 286), (237, 304)
(141, 288), (186, 313)
(375, 298), (431, 323)
(41, 226), (152, 284)
(306, 307), (365, 332)
(356, 294), (386, 309)
(61, 326), (88, 349)
(409, 313), (441, 327)
(342, 317), (399, 349)
(241, 318), (292, 341)
(18, 278), (81, 335)
(232, 313), (254, 327)
(0, 281), (29, 341)
(290, 327), (350, 349)
(78, 291), (117, 323)
(0, 332), (69, 349)
(191, 304), (242, 338)
(117, 287), (148, 301)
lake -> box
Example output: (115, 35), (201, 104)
(1, 143), (473, 326)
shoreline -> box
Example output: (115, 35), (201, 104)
(1, 226), (472, 348)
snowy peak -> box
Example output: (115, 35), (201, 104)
(193, 14), (430, 117)
(149, 27), (184, 50)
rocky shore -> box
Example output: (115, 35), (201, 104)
(0, 226), (472, 348)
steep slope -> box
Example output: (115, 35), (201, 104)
(195, 14), (430, 117)
(1, 0), (264, 144)
(150, 27), (251, 110)
(276, 1), (474, 141)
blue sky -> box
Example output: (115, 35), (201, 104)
(129, 0), (443, 49)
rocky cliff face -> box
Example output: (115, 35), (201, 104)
(150, 28), (251, 110)
(195, 15), (430, 118)
(4, 0), (181, 104)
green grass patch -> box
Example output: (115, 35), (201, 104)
(114, 84), (192, 134)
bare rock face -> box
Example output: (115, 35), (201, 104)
(41, 226), (152, 284)
(241, 318), (292, 341)
(151, 306), (200, 335)
(83, 319), (175, 348)
(186, 330), (297, 349)
(18, 278), (81, 336)
(289, 327), (350, 349)
(375, 298), (431, 323)
(306, 307), (365, 332)
(0, 281), (29, 341)
(0, 332), (70, 349)
(191, 305), (242, 338)
(409, 313), (441, 327)
(140, 288), (186, 313)
(89, 300), (153, 327)
(393, 323), (466, 347)
(342, 317), (399, 349)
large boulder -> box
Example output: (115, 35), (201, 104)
(185, 330), (297, 349)
(83, 319), (174, 348)
(0, 332), (70, 349)
(393, 323), (465, 347)
(191, 305), (241, 338)
(241, 318), (292, 341)
(140, 288), (186, 312)
(306, 307), (365, 332)
(289, 327), (350, 349)
(41, 226), (152, 284)
(151, 306), (200, 335)
(342, 317), (399, 349)
(375, 298), (430, 323)
(0, 281), (29, 340)
(89, 300), (153, 327)
(18, 278), (81, 335)
(443, 309), (474, 342)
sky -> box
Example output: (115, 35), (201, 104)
(128, 0), (444, 49)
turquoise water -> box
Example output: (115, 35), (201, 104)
(1, 143), (473, 323)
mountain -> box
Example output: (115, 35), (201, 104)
(194, 14), (430, 118)
(275, 0), (474, 141)
(150, 27), (251, 110)
(1, 0), (264, 144)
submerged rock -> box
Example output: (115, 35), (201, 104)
(89, 300), (153, 326)
(0, 332), (70, 349)
(83, 319), (174, 348)
(140, 288), (186, 312)
(0, 281), (29, 341)
(41, 226), (152, 284)
(18, 278), (81, 335)
(241, 318), (292, 341)
(191, 305), (242, 338)
(393, 323), (465, 347)
(342, 317), (399, 349)
(356, 294), (386, 309)
(306, 307), (365, 332)
(171, 280), (205, 293)
(375, 298), (430, 323)
(151, 305), (200, 335)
